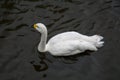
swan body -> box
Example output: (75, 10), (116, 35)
(34, 23), (104, 56)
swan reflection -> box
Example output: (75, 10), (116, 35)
(54, 50), (92, 64)
(30, 51), (48, 72)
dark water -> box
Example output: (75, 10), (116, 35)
(0, 0), (120, 80)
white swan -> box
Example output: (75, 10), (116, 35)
(33, 23), (104, 56)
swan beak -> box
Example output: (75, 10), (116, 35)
(33, 24), (38, 29)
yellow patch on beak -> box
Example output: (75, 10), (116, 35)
(33, 24), (38, 29)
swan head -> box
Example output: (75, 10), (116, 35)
(33, 23), (47, 33)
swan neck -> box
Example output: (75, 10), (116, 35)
(38, 28), (47, 52)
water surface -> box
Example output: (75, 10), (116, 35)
(0, 0), (120, 80)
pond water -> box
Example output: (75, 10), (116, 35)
(0, 0), (120, 80)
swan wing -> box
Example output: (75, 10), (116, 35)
(47, 31), (103, 45)
(46, 40), (97, 56)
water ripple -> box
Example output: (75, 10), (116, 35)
(0, 0), (120, 80)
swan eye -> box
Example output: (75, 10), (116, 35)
(33, 24), (38, 29)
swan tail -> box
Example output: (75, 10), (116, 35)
(91, 35), (104, 48)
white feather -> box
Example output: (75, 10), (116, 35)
(34, 23), (104, 56)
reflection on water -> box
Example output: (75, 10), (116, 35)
(30, 60), (48, 72)
(0, 0), (120, 80)
(30, 50), (91, 72)
(54, 51), (91, 64)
